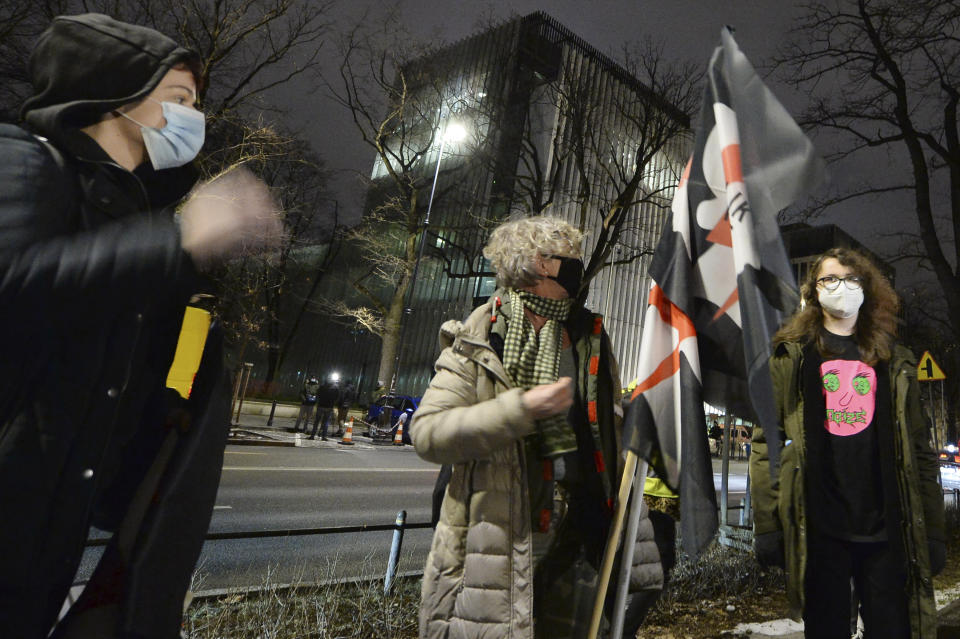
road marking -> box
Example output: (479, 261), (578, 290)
(213, 505), (232, 510)
(222, 466), (438, 473)
(225, 451), (268, 455)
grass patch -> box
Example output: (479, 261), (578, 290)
(183, 554), (422, 639)
(662, 539), (785, 605)
(184, 575), (420, 639)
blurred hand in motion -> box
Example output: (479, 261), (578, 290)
(522, 376), (574, 420)
(179, 165), (284, 265)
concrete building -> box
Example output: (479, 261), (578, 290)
(781, 222), (894, 286)
(279, 12), (691, 399)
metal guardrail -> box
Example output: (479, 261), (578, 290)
(85, 520), (434, 547)
(946, 487), (960, 509)
(72, 513), (431, 612)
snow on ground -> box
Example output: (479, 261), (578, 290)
(938, 585), (960, 610)
(723, 618), (804, 637)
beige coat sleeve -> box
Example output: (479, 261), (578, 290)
(412, 346), (535, 465)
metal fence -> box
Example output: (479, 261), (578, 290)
(84, 518), (433, 547)
(71, 511), (432, 615)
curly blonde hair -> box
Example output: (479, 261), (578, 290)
(483, 216), (584, 289)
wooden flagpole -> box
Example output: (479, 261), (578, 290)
(588, 450), (639, 639)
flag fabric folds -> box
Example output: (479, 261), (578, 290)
(622, 28), (824, 557)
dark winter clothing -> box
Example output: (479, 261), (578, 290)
(750, 340), (945, 638)
(310, 407), (334, 440)
(754, 529), (785, 569)
(294, 378), (320, 432)
(336, 382), (356, 433)
(316, 381), (340, 409)
(0, 14), (223, 639)
(301, 378), (321, 404)
(310, 382), (340, 440)
(801, 333), (888, 542)
(804, 531), (909, 637)
(21, 14), (200, 132)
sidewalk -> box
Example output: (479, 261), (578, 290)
(230, 409), (408, 450)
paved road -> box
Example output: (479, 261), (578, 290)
(943, 465), (960, 511)
(943, 464), (960, 490)
(78, 443), (441, 592)
(202, 444), (439, 590)
(75, 435), (957, 594)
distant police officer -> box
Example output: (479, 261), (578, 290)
(310, 375), (341, 441)
(294, 376), (321, 432)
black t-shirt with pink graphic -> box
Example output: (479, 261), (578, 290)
(801, 330), (889, 542)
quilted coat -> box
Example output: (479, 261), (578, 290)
(413, 299), (662, 639)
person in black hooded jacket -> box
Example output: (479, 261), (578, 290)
(0, 13), (281, 638)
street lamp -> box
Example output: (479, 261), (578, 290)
(389, 121), (468, 393)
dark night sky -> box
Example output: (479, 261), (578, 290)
(285, 0), (922, 281)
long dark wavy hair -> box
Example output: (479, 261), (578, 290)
(773, 247), (899, 365)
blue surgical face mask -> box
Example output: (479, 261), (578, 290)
(119, 98), (205, 170)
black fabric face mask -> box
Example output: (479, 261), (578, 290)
(545, 255), (585, 299)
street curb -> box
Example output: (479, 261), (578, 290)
(227, 428), (296, 447)
(229, 423), (416, 450)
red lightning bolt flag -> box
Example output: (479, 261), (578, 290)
(621, 27), (825, 557)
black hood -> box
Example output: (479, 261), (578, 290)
(21, 13), (200, 140)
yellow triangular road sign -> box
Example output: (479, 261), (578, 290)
(917, 351), (946, 381)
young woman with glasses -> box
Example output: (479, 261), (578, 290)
(749, 247), (946, 638)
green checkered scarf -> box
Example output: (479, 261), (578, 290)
(502, 288), (576, 456)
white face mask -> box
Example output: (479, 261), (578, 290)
(818, 286), (864, 319)
(118, 98), (205, 170)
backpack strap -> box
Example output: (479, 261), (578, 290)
(29, 133), (85, 228)
(32, 134), (68, 172)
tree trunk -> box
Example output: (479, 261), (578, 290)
(264, 334), (280, 385)
(377, 288), (406, 390)
(378, 195), (423, 391)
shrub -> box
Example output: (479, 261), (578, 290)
(660, 538), (785, 607)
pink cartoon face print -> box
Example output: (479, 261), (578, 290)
(820, 359), (876, 436)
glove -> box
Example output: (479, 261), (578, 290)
(929, 539), (946, 576)
(754, 530), (785, 569)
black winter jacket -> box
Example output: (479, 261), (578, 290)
(0, 13), (220, 639)
(0, 122), (197, 636)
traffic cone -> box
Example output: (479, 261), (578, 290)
(340, 417), (354, 446)
(393, 418), (405, 446)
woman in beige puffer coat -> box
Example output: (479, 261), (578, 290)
(412, 216), (665, 639)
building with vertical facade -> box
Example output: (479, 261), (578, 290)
(780, 223), (894, 286)
(279, 11), (691, 398)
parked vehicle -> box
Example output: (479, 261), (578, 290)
(366, 395), (420, 443)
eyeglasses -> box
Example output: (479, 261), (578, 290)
(816, 275), (863, 291)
